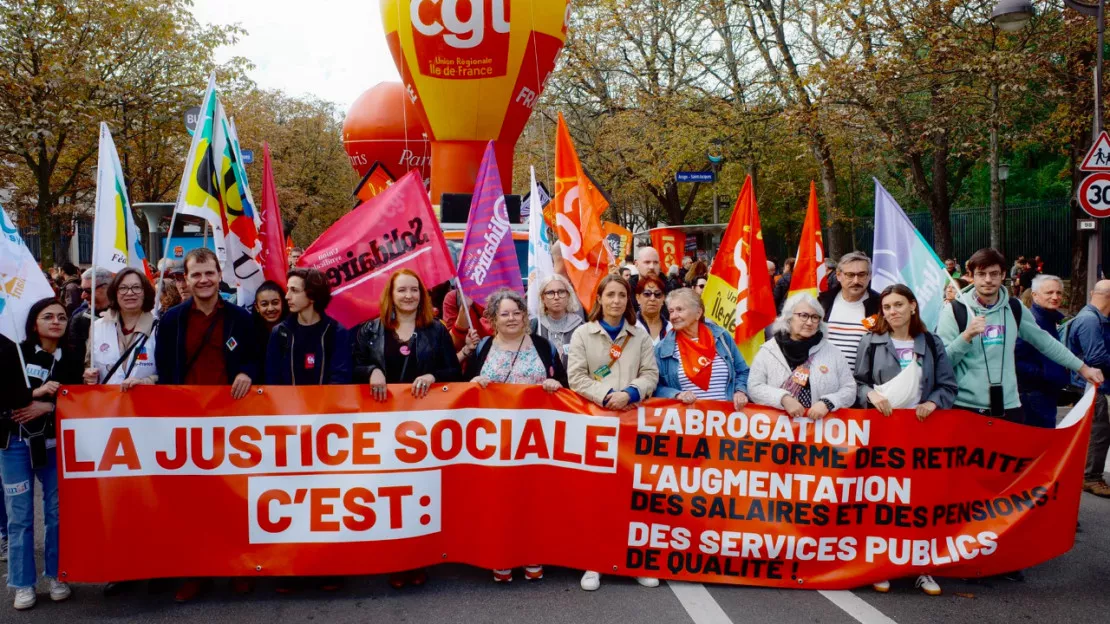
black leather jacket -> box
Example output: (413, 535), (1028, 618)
(353, 320), (461, 384)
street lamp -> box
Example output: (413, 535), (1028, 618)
(707, 138), (725, 225)
(994, 0), (1104, 291)
(992, 0), (1035, 32)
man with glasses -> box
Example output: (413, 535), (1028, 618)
(937, 248), (1102, 424)
(818, 252), (880, 370)
(67, 267), (114, 367)
(694, 277), (707, 296)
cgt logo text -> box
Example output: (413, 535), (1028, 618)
(411, 0), (509, 50)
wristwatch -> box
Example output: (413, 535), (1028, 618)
(820, 398), (835, 411)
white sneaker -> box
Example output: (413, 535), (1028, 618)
(635, 576), (659, 588)
(915, 575), (941, 596)
(48, 577), (72, 602)
(0, 538), (7, 562)
(872, 580), (891, 592)
(580, 570), (601, 591)
(13, 587), (35, 610)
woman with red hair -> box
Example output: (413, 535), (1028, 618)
(353, 269), (461, 588)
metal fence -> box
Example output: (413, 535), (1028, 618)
(20, 217), (93, 266)
(764, 200), (1078, 278)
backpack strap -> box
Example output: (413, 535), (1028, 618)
(1008, 298), (1023, 326)
(952, 300), (968, 333)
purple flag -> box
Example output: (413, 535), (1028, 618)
(458, 142), (524, 308)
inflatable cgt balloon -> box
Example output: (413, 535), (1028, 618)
(381, 0), (571, 203)
(343, 82), (432, 185)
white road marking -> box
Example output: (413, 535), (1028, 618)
(667, 581), (734, 624)
(819, 590), (899, 624)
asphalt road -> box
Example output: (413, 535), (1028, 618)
(2, 414), (1108, 623)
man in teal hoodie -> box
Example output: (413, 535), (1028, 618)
(936, 248), (1104, 423)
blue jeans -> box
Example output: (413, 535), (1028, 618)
(1020, 390), (1059, 429)
(0, 439), (59, 588)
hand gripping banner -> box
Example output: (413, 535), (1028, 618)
(57, 386), (1093, 587)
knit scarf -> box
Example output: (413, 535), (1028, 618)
(775, 331), (823, 370)
(676, 322), (716, 391)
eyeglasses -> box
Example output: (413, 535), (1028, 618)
(640, 290), (664, 299)
(793, 312), (822, 324)
(973, 270), (1004, 280)
(543, 289), (569, 299)
(840, 271), (870, 280)
(117, 285), (144, 294)
(498, 310), (526, 320)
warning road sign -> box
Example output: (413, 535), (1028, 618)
(1080, 131), (1110, 172)
(1078, 171), (1110, 218)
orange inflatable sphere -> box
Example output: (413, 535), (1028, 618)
(342, 82), (431, 183)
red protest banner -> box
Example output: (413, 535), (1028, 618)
(298, 170), (455, 327)
(651, 228), (686, 276)
(57, 385), (1091, 587)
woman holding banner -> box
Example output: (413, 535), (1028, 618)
(467, 289), (568, 583)
(265, 269), (351, 387)
(82, 268), (159, 389)
(854, 284), (956, 596)
(3, 298), (81, 610)
(251, 280), (288, 382)
(653, 288), (749, 409)
(354, 268), (460, 589)
(747, 293), (856, 420)
(529, 274), (584, 367)
(567, 275), (659, 592)
(634, 275), (670, 346)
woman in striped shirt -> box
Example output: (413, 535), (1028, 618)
(653, 288), (750, 410)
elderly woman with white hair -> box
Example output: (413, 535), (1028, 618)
(748, 293), (856, 419)
(654, 288), (749, 410)
(529, 273), (584, 366)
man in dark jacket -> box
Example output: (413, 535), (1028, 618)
(1068, 280), (1110, 498)
(155, 248), (257, 395)
(59, 262), (83, 314)
(1015, 275), (1070, 428)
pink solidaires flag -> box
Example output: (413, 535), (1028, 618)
(457, 141), (523, 309)
(298, 171), (455, 328)
(258, 143), (288, 288)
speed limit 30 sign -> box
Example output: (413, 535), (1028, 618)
(1078, 171), (1110, 218)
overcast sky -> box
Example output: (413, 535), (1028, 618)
(190, 0), (400, 113)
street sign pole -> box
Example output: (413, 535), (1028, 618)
(1089, 0), (1106, 294)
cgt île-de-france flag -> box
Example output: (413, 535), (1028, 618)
(92, 122), (147, 275)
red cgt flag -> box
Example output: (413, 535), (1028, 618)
(553, 113), (612, 311)
(298, 171), (456, 328)
(258, 143), (288, 288)
(651, 228), (687, 276)
(788, 181), (829, 298)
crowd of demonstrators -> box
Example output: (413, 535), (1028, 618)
(634, 274), (671, 345)
(567, 275), (659, 592)
(773, 257), (795, 313)
(748, 293), (856, 420)
(12, 240), (1110, 607)
(853, 284), (957, 597)
(820, 252), (881, 371)
(1067, 280), (1110, 498)
(467, 289), (567, 584)
(654, 289), (750, 411)
(1015, 275), (1070, 428)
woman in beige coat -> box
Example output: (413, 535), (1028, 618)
(566, 274), (658, 592)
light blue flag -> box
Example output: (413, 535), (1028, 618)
(871, 178), (956, 330)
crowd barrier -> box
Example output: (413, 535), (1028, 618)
(55, 385), (1093, 589)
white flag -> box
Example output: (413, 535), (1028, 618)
(526, 167), (555, 319)
(92, 122), (147, 274)
(0, 205), (57, 343)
